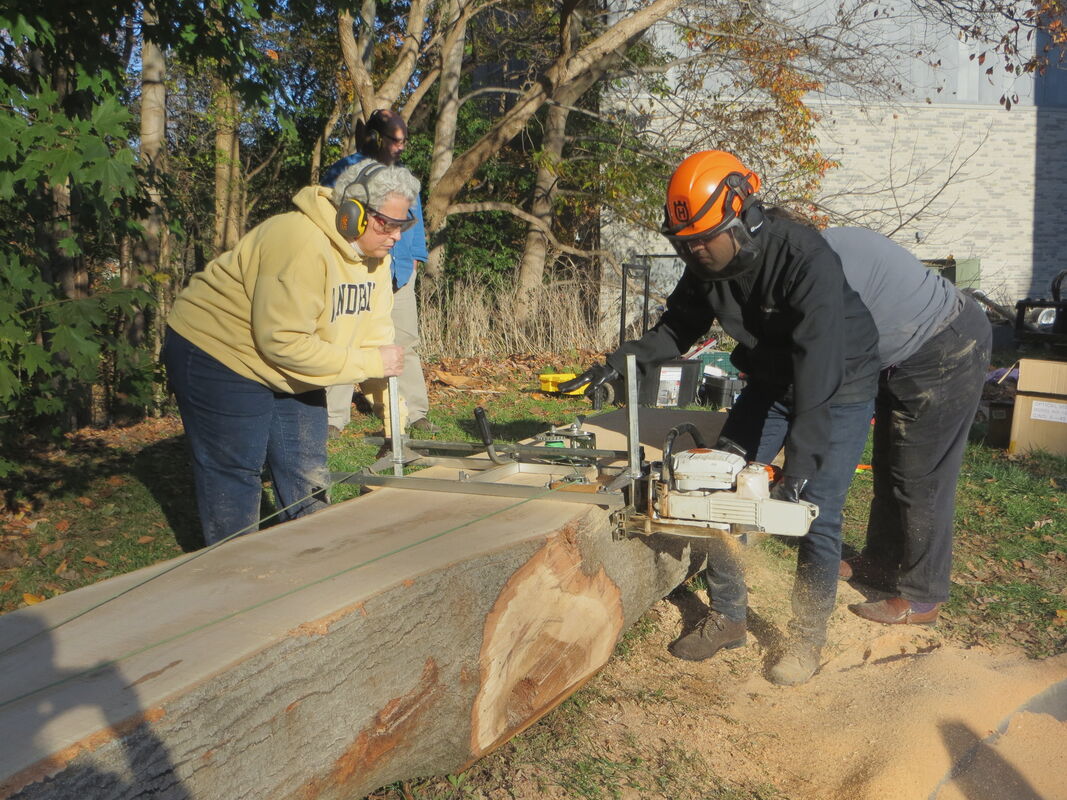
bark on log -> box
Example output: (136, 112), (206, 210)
(0, 409), (725, 799)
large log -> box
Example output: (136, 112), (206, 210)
(0, 409), (725, 799)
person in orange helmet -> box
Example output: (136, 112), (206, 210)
(562, 150), (880, 685)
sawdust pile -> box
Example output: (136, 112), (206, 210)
(511, 545), (1067, 800)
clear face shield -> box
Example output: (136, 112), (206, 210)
(667, 215), (761, 281)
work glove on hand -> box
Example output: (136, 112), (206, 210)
(558, 363), (620, 397)
(770, 475), (808, 503)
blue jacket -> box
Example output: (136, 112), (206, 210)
(321, 153), (429, 290)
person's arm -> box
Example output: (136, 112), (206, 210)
(604, 270), (715, 379)
(391, 196), (428, 290)
(778, 249), (849, 482)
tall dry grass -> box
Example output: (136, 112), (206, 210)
(419, 276), (615, 359)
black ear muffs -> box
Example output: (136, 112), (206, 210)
(335, 162), (387, 239)
(741, 197), (765, 234)
(363, 109), (388, 153)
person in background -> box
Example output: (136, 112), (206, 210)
(321, 108), (439, 436)
(162, 159), (420, 546)
(817, 226), (992, 626)
(562, 151), (880, 686)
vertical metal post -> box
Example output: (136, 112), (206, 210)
(625, 354), (641, 482)
(641, 256), (651, 335)
(618, 265), (630, 348)
(387, 375), (404, 477)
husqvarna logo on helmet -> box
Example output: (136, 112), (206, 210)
(672, 200), (690, 223)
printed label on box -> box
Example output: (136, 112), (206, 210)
(1030, 400), (1067, 424)
(656, 366), (683, 407)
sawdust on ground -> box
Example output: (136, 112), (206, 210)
(516, 544), (1067, 800)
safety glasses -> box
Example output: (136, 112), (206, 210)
(367, 207), (417, 235)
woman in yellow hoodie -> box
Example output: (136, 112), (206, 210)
(162, 159), (421, 546)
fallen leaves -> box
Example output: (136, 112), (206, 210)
(82, 555), (108, 568)
(430, 369), (478, 389)
(137, 536), (155, 545)
(0, 550), (26, 569)
(22, 593), (45, 605)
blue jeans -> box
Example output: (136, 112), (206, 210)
(162, 328), (330, 546)
(708, 386), (874, 646)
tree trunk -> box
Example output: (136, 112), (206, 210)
(423, 0), (469, 282)
(514, 3), (619, 327)
(311, 81), (343, 181)
(0, 409), (722, 800)
(131, 5), (167, 354)
(212, 84), (241, 254)
(422, 0), (683, 249)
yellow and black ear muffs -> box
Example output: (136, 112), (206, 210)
(335, 162), (387, 239)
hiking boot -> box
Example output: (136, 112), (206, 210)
(768, 638), (822, 686)
(848, 596), (941, 627)
(668, 611), (747, 662)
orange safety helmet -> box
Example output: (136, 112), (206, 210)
(661, 151), (761, 241)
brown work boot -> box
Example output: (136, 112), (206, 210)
(669, 611), (747, 662)
(768, 637), (823, 686)
(848, 596), (941, 627)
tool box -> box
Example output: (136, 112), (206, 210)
(538, 373), (586, 395)
(638, 359), (702, 407)
(700, 375), (746, 409)
(694, 351), (745, 409)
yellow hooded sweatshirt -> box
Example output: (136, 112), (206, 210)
(168, 186), (394, 394)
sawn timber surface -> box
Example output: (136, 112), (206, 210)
(0, 407), (727, 800)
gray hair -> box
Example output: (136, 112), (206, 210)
(331, 159), (421, 211)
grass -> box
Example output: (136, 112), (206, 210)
(2, 348), (1066, 800)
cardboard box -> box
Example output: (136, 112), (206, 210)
(1008, 358), (1067, 456)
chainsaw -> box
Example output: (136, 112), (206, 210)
(626, 421), (818, 539)
(339, 355), (819, 540)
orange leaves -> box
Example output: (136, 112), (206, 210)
(431, 369), (479, 389)
(137, 536), (155, 545)
(22, 593), (45, 606)
(82, 555), (108, 568)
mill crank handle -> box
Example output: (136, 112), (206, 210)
(473, 406), (511, 465)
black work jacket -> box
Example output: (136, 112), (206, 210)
(607, 216), (879, 481)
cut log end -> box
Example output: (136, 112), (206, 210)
(471, 522), (624, 754)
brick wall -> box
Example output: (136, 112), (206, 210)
(813, 101), (1067, 303)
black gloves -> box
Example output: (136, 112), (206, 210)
(770, 475), (808, 503)
(558, 363), (620, 397)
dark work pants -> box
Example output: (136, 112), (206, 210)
(710, 388), (875, 647)
(862, 297), (991, 603)
(162, 328), (330, 546)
